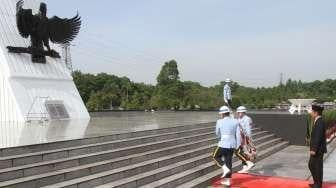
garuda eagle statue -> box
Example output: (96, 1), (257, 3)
(7, 0), (81, 63)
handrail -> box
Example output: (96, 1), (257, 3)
(25, 96), (51, 122)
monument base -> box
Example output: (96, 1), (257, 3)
(0, 0), (89, 122)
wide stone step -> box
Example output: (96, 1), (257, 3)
(0, 129), (263, 182)
(96, 137), (285, 188)
(0, 131), (270, 188)
(142, 141), (289, 188)
(37, 133), (277, 188)
(0, 123), (217, 157)
(0, 134), (217, 187)
(0, 138), (211, 182)
(96, 134), (278, 188)
(0, 127), (220, 169)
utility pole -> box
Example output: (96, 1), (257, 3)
(279, 73), (284, 86)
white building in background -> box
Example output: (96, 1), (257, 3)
(0, 0), (89, 122)
(288, 99), (315, 115)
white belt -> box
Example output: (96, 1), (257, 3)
(221, 135), (234, 139)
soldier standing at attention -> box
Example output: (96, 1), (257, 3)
(213, 106), (240, 186)
(223, 78), (232, 108)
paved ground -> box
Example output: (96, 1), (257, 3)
(250, 139), (336, 183)
(324, 139), (336, 182)
(250, 145), (311, 179)
(0, 111), (294, 148)
(0, 111), (218, 148)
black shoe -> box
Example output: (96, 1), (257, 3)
(309, 184), (322, 188)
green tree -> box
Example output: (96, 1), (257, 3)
(73, 64), (336, 111)
(156, 60), (180, 86)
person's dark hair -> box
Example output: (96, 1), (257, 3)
(312, 104), (324, 116)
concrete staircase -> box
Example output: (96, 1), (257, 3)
(0, 122), (289, 188)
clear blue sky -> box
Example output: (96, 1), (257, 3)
(44, 0), (336, 87)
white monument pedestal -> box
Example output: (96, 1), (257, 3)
(0, 0), (90, 122)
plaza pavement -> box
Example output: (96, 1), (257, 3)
(249, 138), (336, 183)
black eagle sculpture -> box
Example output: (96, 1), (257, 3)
(7, 0), (81, 63)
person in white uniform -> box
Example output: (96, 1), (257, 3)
(235, 106), (255, 173)
(223, 78), (232, 108)
(213, 106), (241, 186)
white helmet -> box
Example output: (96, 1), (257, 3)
(225, 78), (231, 83)
(219, 106), (230, 114)
(237, 106), (247, 113)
